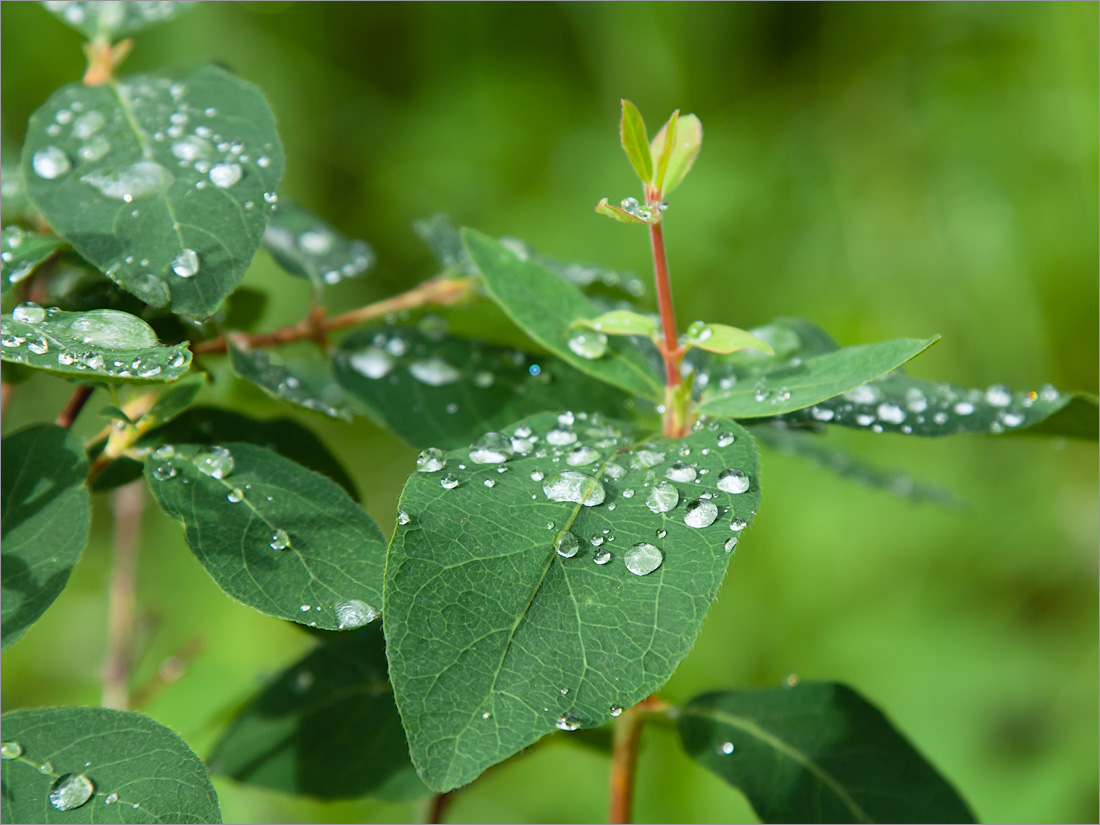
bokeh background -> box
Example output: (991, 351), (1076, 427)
(2, 2), (1097, 823)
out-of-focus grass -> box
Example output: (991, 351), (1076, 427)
(2, 3), (1096, 823)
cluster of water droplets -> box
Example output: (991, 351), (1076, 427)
(43, 1), (185, 33)
(233, 346), (348, 419)
(2, 739), (114, 812)
(619, 196), (668, 222)
(263, 205), (375, 285)
(1, 226), (45, 285)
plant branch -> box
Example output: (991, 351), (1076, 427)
(425, 791), (453, 824)
(191, 276), (477, 356)
(101, 480), (145, 710)
(609, 694), (671, 823)
(55, 384), (94, 429)
(1, 382), (15, 423)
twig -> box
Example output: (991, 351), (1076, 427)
(609, 695), (671, 823)
(426, 791), (454, 824)
(55, 384), (94, 429)
(191, 276), (477, 356)
(101, 481), (145, 710)
(1, 382), (15, 422)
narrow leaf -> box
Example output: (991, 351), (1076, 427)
(387, 411), (761, 791)
(1, 306), (191, 383)
(208, 626), (427, 802)
(1, 227), (64, 295)
(574, 309), (659, 338)
(333, 326), (636, 449)
(22, 65), (284, 317)
(619, 99), (653, 184)
(262, 199), (375, 287)
(228, 342), (353, 421)
(144, 442), (384, 629)
(649, 110), (679, 193)
(40, 0), (196, 40)
(678, 683), (976, 823)
(685, 321), (774, 356)
(1, 706), (220, 823)
(1, 424), (90, 649)
(464, 229), (664, 401)
(594, 197), (658, 224)
(659, 113), (702, 195)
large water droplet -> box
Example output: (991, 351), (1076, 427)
(440, 473), (459, 490)
(566, 445), (601, 466)
(984, 384), (1013, 407)
(556, 712), (581, 731)
(171, 248), (199, 278)
(630, 449), (665, 469)
(33, 146), (70, 179)
(408, 356), (461, 386)
(12, 302), (46, 324)
(554, 530), (581, 558)
(152, 463), (177, 481)
(349, 346), (393, 379)
(195, 445), (234, 479)
(876, 403), (906, 424)
(49, 774), (95, 811)
(542, 471), (606, 506)
(716, 431), (736, 448)
(68, 308), (158, 349)
(416, 447), (446, 473)
(716, 468), (750, 494)
(209, 162), (242, 188)
(335, 598), (379, 629)
(567, 330), (608, 360)
(0, 742), (22, 759)
(624, 542), (664, 576)
(546, 428), (577, 446)
(269, 529), (290, 550)
(82, 160), (171, 201)
(665, 461), (697, 482)
(684, 498), (718, 528)
(646, 482), (679, 514)
(469, 432), (514, 464)
(592, 548), (612, 565)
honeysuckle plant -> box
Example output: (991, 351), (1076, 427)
(1, 4), (1096, 825)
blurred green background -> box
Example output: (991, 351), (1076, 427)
(2, 2), (1097, 823)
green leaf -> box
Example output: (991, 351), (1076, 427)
(649, 110), (679, 193)
(386, 411), (761, 791)
(619, 99), (653, 184)
(677, 682), (976, 824)
(1, 306), (191, 383)
(695, 333), (939, 419)
(208, 625), (427, 803)
(685, 321), (774, 356)
(144, 442), (384, 629)
(594, 197), (657, 225)
(464, 229), (663, 401)
(657, 113), (702, 196)
(228, 342), (353, 421)
(1, 424), (90, 650)
(1, 706), (220, 823)
(333, 327), (638, 449)
(142, 370), (205, 427)
(262, 199), (375, 287)
(140, 406), (359, 500)
(574, 309), (658, 338)
(22, 65), (284, 318)
(1, 227), (64, 295)
(2, 149), (34, 223)
(779, 374), (1098, 440)
(40, 0), (196, 41)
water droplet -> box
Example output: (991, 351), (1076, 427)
(409, 356), (461, 386)
(473, 370), (494, 388)
(348, 346), (393, 379)
(716, 468), (750, 494)
(530, 470), (545, 481)
(844, 385), (878, 404)
(983, 384), (1012, 407)
(152, 463), (177, 481)
(566, 445), (601, 466)
(876, 403), (906, 424)
(646, 482), (679, 514)
(717, 741), (735, 755)
(716, 431), (736, 448)
(269, 529), (290, 550)
(335, 598), (379, 629)
(630, 449), (665, 469)
(209, 162), (242, 188)
(665, 461), (697, 482)
(810, 406), (836, 422)
(545, 428), (578, 447)
(621, 488), (635, 499)
(416, 447), (446, 473)
(440, 473), (460, 490)
(724, 536), (739, 553)
(104, 793), (119, 805)
(1001, 411), (1025, 428)
(684, 498), (719, 528)
(153, 444), (175, 460)
(33, 146), (70, 179)
(1038, 383), (1060, 403)
(71, 110), (106, 140)
(592, 548), (612, 565)
(12, 302), (46, 324)
(1, 742), (22, 759)
(591, 535), (605, 547)
(49, 774), (95, 811)
(542, 471), (606, 506)
(82, 160), (171, 201)
(469, 432), (514, 464)
(567, 330), (608, 360)
(556, 712), (581, 731)
(753, 383), (770, 403)
(226, 488), (244, 503)
(730, 517), (747, 532)
(396, 510), (411, 527)
(624, 542), (664, 576)
(171, 248), (199, 278)
(195, 445), (234, 479)
(26, 337), (48, 355)
(554, 530), (581, 558)
(609, 705), (623, 717)
(38, 761), (54, 774)
(953, 401), (975, 415)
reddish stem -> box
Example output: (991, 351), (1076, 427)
(648, 220), (681, 390)
(55, 385), (94, 429)
(609, 694), (670, 823)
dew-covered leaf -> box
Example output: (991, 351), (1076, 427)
(1, 424), (90, 650)
(144, 442), (383, 629)
(229, 342), (353, 421)
(619, 99), (653, 185)
(208, 625), (427, 802)
(748, 422), (962, 507)
(685, 321), (773, 356)
(22, 65), (284, 318)
(262, 199), (375, 287)
(41, 0), (196, 41)
(1, 227), (64, 295)
(778, 373), (1098, 441)
(140, 406), (358, 499)
(333, 327), (637, 449)
(677, 682), (976, 824)
(0, 706), (220, 823)
(464, 229), (663, 400)
(0, 306), (191, 383)
(692, 318), (938, 419)
(594, 196), (658, 225)
(386, 411), (760, 791)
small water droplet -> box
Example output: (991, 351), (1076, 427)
(416, 447), (446, 473)
(684, 498), (719, 528)
(171, 248), (199, 278)
(609, 705), (623, 717)
(396, 510), (411, 526)
(152, 463), (177, 481)
(624, 542), (664, 576)
(729, 517), (747, 532)
(33, 146), (70, 179)
(12, 302), (45, 324)
(554, 530), (581, 558)
(716, 431), (736, 447)
(469, 432), (514, 464)
(542, 471), (606, 506)
(0, 742), (22, 759)
(49, 774), (95, 811)
(953, 401), (975, 415)
(546, 428), (577, 446)
(335, 598), (379, 629)
(530, 470), (545, 481)
(592, 548), (612, 565)
(876, 402), (906, 424)
(209, 162), (242, 188)
(104, 793), (119, 805)
(349, 346), (393, 379)
(646, 482), (679, 514)
(566, 445), (601, 466)
(409, 356), (462, 386)
(567, 330), (608, 360)
(984, 384), (1013, 407)
(665, 461), (697, 482)
(621, 488), (635, 499)
(269, 528), (290, 550)
(716, 468), (750, 494)
(226, 488), (244, 503)
(724, 536), (739, 553)
(591, 535), (605, 547)
(39, 761), (54, 774)
(717, 741), (735, 755)
(153, 444), (175, 460)
(440, 473), (460, 490)
(27, 337), (48, 355)
(195, 445), (234, 479)
(556, 712), (581, 731)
